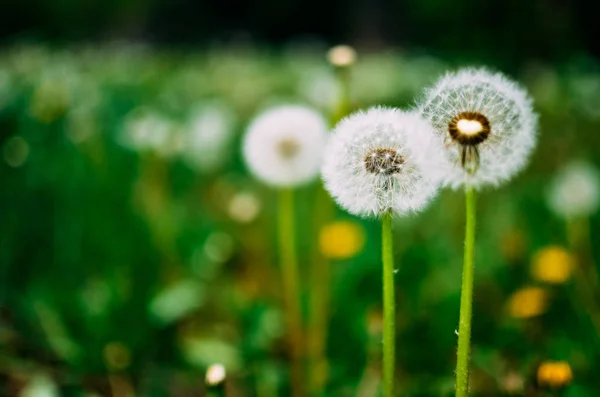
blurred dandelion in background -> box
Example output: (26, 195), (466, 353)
(548, 160), (600, 219)
(120, 107), (182, 158)
(326, 45), (357, 68)
(206, 363), (227, 386)
(243, 103), (328, 397)
(243, 104), (327, 187)
(181, 102), (237, 173)
(20, 374), (59, 397)
(227, 191), (262, 223)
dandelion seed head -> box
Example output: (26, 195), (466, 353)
(243, 105), (327, 187)
(182, 102), (236, 173)
(548, 160), (600, 219)
(327, 45), (357, 67)
(120, 108), (182, 158)
(418, 68), (537, 189)
(206, 363), (226, 386)
(322, 107), (444, 218)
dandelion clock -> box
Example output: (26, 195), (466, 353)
(547, 160), (600, 323)
(418, 68), (538, 397)
(548, 160), (600, 220)
(322, 107), (445, 397)
(243, 104), (327, 397)
(243, 105), (327, 187)
(322, 107), (445, 218)
(419, 68), (537, 188)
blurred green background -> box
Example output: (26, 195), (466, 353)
(1, 1), (600, 396)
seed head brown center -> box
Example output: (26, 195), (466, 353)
(364, 148), (404, 175)
(276, 138), (301, 159)
(448, 111), (491, 145)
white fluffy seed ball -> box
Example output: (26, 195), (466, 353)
(243, 105), (328, 187)
(548, 161), (600, 219)
(182, 103), (236, 173)
(322, 107), (445, 218)
(327, 45), (357, 67)
(418, 68), (538, 189)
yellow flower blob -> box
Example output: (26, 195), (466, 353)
(532, 246), (574, 284)
(537, 361), (573, 388)
(507, 287), (549, 318)
(319, 221), (365, 260)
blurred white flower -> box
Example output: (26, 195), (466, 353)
(181, 103), (237, 173)
(243, 105), (327, 187)
(181, 337), (240, 370)
(322, 107), (444, 218)
(548, 161), (600, 219)
(327, 45), (357, 67)
(418, 68), (537, 189)
(20, 374), (58, 397)
(206, 363), (227, 386)
(228, 191), (261, 223)
(297, 67), (341, 112)
(120, 108), (182, 158)
(149, 280), (205, 325)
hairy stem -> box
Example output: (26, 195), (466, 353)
(455, 186), (476, 397)
(382, 210), (395, 397)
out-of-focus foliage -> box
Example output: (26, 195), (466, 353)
(0, 43), (599, 396)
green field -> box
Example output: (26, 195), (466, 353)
(1, 44), (599, 396)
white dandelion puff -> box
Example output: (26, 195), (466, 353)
(321, 107), (445, 218)
(120, 108), (182, 158)
(548, 161), (600, 219)
(297, 67), (341, 112)
(327, 45), (357, 68)
(418, 68), (538, 189)
(181, 102), (236, 173)
(243, 105), (327, 187)
(206, 363), (226, 386)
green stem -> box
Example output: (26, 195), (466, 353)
(277, 188), (305, 397)
(382, 210), (395, 397)
(308, 186), (334, 395)
(455, 186), (476, 397)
